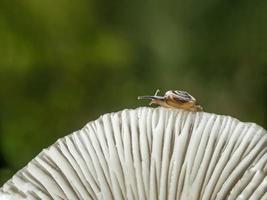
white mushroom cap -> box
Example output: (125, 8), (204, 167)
(0, 107), (267, 200)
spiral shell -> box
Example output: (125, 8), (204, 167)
(1, 107), (267, 200)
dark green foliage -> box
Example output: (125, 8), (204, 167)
(0, 0), (266, 185)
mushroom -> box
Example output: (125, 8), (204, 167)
(0, 107), (266, 200)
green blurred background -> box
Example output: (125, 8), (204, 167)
(0, 0), (267, 185)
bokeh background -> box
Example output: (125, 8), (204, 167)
(0, 0), (267, 185)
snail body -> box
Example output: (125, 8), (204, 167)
(138, 89), (203, 111)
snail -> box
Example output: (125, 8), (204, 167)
(138, 89), (203, 111)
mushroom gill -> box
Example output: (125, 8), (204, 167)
(0, 107), (266, 200)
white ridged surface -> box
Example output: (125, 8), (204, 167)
(0, 107), (267, 200)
